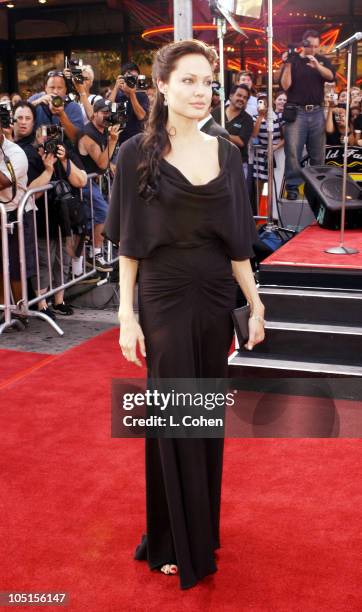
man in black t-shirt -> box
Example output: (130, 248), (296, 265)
(78, 98), (122, 272)
(280, 29), (336, 200)
(109, 62), (149, 146)
(212, 84), (253, 179)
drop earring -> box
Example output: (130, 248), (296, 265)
(163, 93), (168, 106)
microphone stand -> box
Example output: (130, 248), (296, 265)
(266, 0), (275, 230)
(325, 37), (359, 255)
(260, 0), (296, 237)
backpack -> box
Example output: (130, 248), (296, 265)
(53, 179), (89, 256)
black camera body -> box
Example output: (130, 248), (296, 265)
(103, 101), (128, 129)
(67, 57), (85, 84)
(286, 39), (311, 63)
(121, 74), (148, 90)
(40, 124), (64, 155)
(0, 102), (13, 129)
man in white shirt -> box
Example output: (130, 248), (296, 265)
(0, 133), (28, 212)
(67, 64), (102, 124)
(0, 130), (30, 307)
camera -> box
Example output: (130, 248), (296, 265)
(66, 57), (85, 84)
(39, 124), (64, 155)
(103, 101), (128, 128)
(120, 74), (148, 89)
(257, 98), (266, 111)
(327, 92), (338, 105)
(286, 39), (310, 62)
(0, 102), (13, 129)
(51, 95), (65, 108)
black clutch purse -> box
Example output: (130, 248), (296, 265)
(231, 304), (251, 348)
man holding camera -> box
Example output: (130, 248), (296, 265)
(12, 101), (87, 318)
(78, 98), (122, 272)
(109, 62), (149, 145)
(64, 63), (102, 125)
(280, 29), (336, 200)
(29, 71), (84, 144)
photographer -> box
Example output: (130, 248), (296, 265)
(280, 29), (336, 200)
(65, 63), (102, 124)
(13, 103), (87, 317)
(0, 103), (31, 311)
(78, 98), (122, 272)
(13, 101), (36, 149)
(109, 61), (149, 145)
(28, 71), (84, 144)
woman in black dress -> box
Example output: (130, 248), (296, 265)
(104, 39), (265, 590)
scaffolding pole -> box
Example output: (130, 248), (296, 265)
(173, 0), (193, 41)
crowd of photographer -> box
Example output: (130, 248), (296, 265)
(0, 37), (361, 326)
(0, 59), (150, 323)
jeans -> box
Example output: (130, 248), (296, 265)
(82, 181), (108, 225)
(284, 107), (326, 192)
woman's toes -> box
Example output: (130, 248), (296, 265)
(160, 563), (178, 575)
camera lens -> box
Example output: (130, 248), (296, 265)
(51, 95), (64, 108)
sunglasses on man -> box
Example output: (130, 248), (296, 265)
(47, 70), (65, 78)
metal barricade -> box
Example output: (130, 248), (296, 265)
(0, 174), (103, 336)
(91, 170), (118, 269)
(0, 203), (24, 333)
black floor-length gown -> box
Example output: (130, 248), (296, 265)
(104, 133), (256, 589)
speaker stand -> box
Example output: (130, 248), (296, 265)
(325, 37), (359, 255)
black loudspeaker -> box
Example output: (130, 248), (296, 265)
(301, 166), (362, 229)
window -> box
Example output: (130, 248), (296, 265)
(17, 51), (64, 98)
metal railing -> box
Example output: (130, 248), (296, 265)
(0, 171), (116, 336)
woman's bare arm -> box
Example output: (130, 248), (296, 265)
(118, 255), (146, 366)
(231, 259), (265, 350)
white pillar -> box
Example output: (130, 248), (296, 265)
(173, 0), (193, 41)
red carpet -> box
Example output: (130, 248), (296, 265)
(0, 348), (53, 386)
(263, 223), (362, 270)
(1, 329), (362, 611)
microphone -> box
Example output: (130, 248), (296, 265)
(335, 32), (362, 52)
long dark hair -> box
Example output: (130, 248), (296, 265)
(138, 39), (216, 201)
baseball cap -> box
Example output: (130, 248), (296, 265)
(93, 98), (111, 113)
